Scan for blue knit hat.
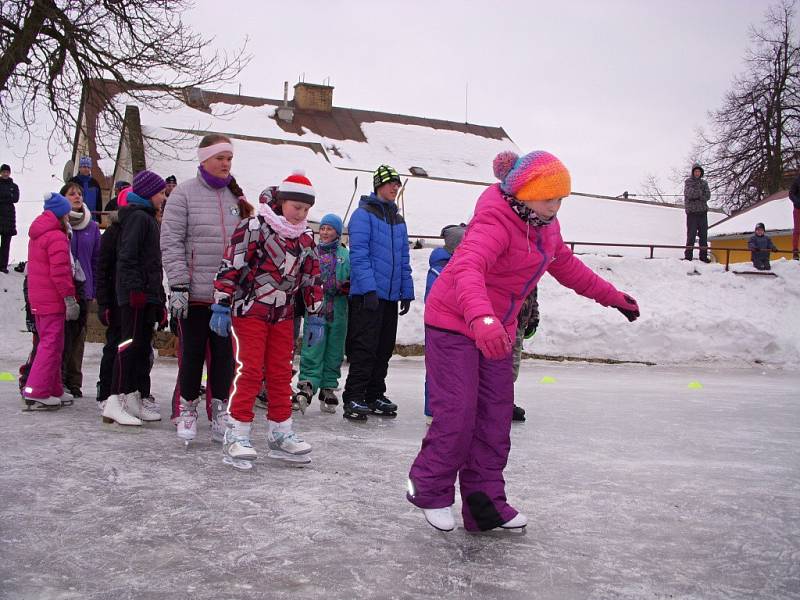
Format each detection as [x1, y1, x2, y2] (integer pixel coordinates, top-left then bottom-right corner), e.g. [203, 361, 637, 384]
[320, 213, 343, 237]
[132, 170, 166, 200]
[43, 192, 71, 218]
[79, 156, 92, 169]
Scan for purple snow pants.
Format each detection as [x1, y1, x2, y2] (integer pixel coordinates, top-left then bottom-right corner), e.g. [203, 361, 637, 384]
[408, 326, 518, 531]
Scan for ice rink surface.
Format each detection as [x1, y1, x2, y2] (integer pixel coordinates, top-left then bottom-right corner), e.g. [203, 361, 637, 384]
[1, 355, 798, 600]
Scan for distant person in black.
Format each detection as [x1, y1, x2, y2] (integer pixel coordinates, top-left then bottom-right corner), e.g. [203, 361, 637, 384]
[0, 163, 19, 273]
[790, 174, 800, 260]
[683, 163, 711, 263]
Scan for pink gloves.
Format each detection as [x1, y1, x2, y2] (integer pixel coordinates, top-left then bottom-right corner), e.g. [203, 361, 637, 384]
[471, 315, 512, 360]
[609, 291, 640, 322]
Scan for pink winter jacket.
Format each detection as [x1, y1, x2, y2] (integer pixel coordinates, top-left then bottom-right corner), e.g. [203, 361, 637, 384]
[425, 184, 620, 341]
[27, 211, 75, 315]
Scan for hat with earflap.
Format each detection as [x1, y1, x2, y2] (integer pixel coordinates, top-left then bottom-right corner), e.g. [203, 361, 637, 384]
[493, 150, 571, 202]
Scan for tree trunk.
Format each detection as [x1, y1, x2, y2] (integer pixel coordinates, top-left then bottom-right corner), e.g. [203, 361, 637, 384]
[0, 0, 51, 92]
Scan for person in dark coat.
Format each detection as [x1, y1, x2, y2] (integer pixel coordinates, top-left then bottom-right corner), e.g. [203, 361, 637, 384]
[683, 163, 711, 262]
[69, 156, 103, 222]
[101, 170, 167, 427]
[748, 222, 779, 270]
[104, 180, 130, 212]
[790, 174, 800, 260]
[0, 163, 19, 273]
[341, 164, 414, 420]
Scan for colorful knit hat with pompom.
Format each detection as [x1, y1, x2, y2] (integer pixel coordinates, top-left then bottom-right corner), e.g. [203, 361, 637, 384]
[493, 150, 571, 202]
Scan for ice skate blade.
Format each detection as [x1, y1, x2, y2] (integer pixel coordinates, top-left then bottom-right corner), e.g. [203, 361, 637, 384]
[101, 417, 143, 431]
[320, 403, 337, 414]
[222, 456, 254, 471]
[343, 412, 368, 421]
[22, 402, 61, 412]
[465, 525, 528, 535]
[370, 410, 397, 418]
[267, 449, 312, 465]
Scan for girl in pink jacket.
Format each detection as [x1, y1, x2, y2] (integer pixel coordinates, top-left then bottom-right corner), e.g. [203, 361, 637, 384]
[407, 151, 640, 533]
[22, 193, 79, 409]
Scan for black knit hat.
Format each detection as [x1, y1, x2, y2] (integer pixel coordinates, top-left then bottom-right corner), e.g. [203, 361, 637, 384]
[0, 164, 10, 173]
[373, 165, 401, 190]
[755, 222, 765, 231]
[165, 175, 177, 185]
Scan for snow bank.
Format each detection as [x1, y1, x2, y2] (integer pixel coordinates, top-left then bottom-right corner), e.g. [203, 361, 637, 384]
[1, 253, 798, 367]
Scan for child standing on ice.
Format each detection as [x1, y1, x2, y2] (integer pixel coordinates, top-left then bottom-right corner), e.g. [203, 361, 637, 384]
[212, 170, 323, 468]
[21, 193, 80, 409]
[296, 213, 351, 414]
[407, 150, 640, 532]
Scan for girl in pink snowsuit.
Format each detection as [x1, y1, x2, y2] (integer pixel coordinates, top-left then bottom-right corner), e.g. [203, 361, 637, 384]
[407, 150, 640, 532]
[22, 192, 79, 408]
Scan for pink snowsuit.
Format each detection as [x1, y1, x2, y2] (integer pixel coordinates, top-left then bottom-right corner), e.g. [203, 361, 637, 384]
[23, 211, 75, 400]
[408, 184, 622, 531]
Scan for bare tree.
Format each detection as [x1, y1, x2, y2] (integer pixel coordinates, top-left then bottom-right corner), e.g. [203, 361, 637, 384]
[638, 173, 670, 204]
[0, 0, 249, 156]
[693, 0, 799, 213]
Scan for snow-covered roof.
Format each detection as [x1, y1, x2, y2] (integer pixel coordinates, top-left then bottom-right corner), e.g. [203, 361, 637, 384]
[709, 191, 794, 237]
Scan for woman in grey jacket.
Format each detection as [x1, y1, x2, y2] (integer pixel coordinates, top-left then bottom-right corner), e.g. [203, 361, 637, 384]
[160, 134, 253, 445]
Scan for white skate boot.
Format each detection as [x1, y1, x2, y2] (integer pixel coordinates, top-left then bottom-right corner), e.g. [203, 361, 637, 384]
[21, 392, 62, 411]
[266, 418, 311, 465]
[210, 398, 228, 443]
[500, 513, 528, 529]
[101, 394, 142, 426]
[124, 391, 161, 422]
[142, 395, 160, 414]
[422, 506, 456, 532]
[176, 397, 198, 446]
[319, 388, 339, 414]
[222, 418, 257, 470]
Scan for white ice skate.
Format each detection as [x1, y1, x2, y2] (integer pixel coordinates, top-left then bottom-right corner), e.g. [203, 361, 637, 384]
[101, 394, 142, 427]
[210, 398, 228, 443]
[222, 418, 257, 471]
[422, 506, 456, 532]
[142, 395, 160, 414]
[124, 391, 161, 422]
[266, 418, 311, 465]
[500, 513, 528, 529]
[21, 391, 62, 411]
[176, 397, 198, 447]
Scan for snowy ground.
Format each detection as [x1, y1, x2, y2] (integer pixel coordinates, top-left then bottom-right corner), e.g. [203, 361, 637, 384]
[0, 347, 798, 599]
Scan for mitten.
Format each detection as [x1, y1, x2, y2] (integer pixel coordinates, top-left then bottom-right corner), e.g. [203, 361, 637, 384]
[209, 304, 231, 337]
[64, 296, 80, 322]
[470, 315, 512, 360]
[609, 292, 640, 322]
[399, 299, 412, 316]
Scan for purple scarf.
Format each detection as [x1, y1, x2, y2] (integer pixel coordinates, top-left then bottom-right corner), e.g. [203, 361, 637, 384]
[199, 165, 232, 189]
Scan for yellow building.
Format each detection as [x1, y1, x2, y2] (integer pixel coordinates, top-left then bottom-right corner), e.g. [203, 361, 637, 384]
[708, 190, 796, 266]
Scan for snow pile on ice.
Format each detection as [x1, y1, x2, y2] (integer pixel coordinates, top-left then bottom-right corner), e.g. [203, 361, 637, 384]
[398, 250, 800, 366]
[1, 252, 797, 367]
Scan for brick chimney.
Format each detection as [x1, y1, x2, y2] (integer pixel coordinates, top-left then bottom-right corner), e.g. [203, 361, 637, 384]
[293, 82, 334, 112]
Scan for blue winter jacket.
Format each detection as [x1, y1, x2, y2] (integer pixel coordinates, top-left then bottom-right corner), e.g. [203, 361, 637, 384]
[348, 194, 414, 301]
[425, 247, 452, 301]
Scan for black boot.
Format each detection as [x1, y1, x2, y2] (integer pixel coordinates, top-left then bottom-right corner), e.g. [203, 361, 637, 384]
[512, 404, 526, 422]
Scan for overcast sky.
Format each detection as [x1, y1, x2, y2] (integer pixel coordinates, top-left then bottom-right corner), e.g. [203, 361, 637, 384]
[184, 0, 783, 197]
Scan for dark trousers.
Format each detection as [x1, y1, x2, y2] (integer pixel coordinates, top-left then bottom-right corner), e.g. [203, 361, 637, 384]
[343, 296, 398, 403]
[685, 212, 709, 260]
[97, 310, 121, 402]
[0, 233, 11, 270]
[171, 304, 233, 418]
[111, 304, 159, 396]
[61, 299, 88, 391]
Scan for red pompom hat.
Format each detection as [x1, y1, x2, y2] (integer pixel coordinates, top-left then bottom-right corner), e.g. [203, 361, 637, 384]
[277, 170, 315, 206]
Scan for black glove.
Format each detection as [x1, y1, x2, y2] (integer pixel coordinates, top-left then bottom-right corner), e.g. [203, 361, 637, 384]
[363, 291, 379, 311]
[523, 318, 539, 339]
[399, 299, 412, 316]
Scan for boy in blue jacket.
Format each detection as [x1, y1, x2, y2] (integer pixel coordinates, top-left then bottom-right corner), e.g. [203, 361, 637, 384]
[342, 165, 414, 420]
[748, 222, 779, 270]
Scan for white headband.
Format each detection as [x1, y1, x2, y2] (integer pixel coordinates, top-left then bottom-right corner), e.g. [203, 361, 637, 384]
[197, 142, 234, 163]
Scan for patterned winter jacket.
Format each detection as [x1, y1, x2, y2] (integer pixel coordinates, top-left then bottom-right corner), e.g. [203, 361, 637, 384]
[684, 165, 711, 214]
[213, 204, 323, 323]
[160, 171, 244, 303]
